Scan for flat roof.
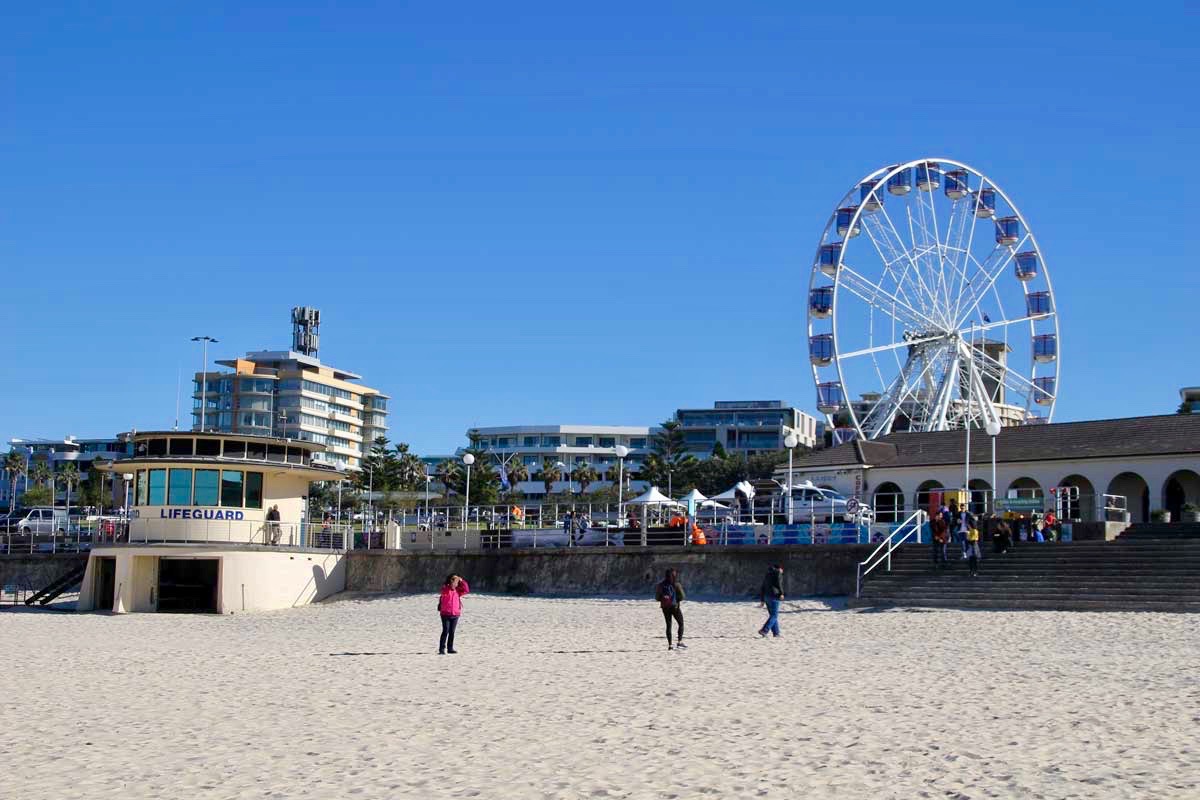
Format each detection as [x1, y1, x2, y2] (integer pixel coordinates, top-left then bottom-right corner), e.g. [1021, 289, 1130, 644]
[469, 425, 652, 435]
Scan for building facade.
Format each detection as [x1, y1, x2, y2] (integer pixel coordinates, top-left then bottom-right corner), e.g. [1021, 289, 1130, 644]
[676, 401, 820, 455]
[2, 435, 131, 508]
[465, 425, 653, 495]
[193, 350, 388, 471]
[781, 414, 1200, 525]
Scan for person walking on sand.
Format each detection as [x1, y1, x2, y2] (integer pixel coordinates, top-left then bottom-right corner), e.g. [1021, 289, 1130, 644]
[758, 563, 785, 638]
[655, 569, 687, 650]
[437, 573, 470, 654]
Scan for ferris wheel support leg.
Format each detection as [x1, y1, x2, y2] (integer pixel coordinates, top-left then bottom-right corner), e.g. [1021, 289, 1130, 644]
[926, 350, 961, 432]
[967, 351, 1003, 434]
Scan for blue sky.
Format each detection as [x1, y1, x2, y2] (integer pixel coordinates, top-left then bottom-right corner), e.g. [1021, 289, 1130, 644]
[2, 2, 1197, 454]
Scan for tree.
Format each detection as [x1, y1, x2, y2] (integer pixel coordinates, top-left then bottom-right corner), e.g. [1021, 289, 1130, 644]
[1179, 401, 1194, 415]
[506, 460, 530, 495]
[711, 441, 728, 459]
[358, 436, 394, 492]
[540, 459, 561, 495]
[435, 459, 463, 496]
[30, 461, 52, 488]
[21, 485, 53, 507]
[572, 464, 599, 494]
[649, 419, 696, 496]
[57, 462, 80, 516]
[392, 442, 427, 490]
[79, 465, 112, 512]
[4, 450, 26, 512]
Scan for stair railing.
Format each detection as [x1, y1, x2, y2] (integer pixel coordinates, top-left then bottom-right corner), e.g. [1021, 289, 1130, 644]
[856, 510, 928, 598]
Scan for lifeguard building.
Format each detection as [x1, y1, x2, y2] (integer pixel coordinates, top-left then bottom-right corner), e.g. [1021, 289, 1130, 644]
[80, 430, 348, 614]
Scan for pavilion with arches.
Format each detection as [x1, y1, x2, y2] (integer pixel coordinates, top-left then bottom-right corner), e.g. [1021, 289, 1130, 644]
[782, 414, 1200, 530]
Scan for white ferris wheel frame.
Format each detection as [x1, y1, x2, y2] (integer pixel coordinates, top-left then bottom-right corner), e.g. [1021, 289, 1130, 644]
[806, 157, 1061, 439]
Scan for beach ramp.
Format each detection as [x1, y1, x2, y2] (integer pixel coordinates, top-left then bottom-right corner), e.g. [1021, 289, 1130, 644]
[25, 564, 87, 607]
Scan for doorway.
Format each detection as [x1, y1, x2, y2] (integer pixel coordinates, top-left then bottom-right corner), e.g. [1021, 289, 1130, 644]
[94, 557, 116, 612]
[157, 559, 219, 613]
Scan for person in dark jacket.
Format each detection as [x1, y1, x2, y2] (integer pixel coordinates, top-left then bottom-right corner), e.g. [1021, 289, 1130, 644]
[758, 564, 785, 638]
[655, 569, 686, 650]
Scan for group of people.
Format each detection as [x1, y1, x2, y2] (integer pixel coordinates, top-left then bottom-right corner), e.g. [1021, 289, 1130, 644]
[931, 502, 1064, 576]
[562, 510, 593, 542]
[433, 562, 788, 654]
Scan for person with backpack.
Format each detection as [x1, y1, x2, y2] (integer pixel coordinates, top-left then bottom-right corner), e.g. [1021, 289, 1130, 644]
[758, 563, 785, 638]
[655, 569, 686, 650]
[437, 573, 470, 654]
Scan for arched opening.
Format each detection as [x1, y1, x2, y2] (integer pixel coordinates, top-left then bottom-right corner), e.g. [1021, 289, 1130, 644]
[915, 480, 944, 514]
[1106, 472, 1150, 523]
[1006, 477, 1043, 500]
[872, 481, 904, 523]
[1163, 469, 1200, 521]
[967, 478, 991, 517]
[1054, 474, 1096, 521]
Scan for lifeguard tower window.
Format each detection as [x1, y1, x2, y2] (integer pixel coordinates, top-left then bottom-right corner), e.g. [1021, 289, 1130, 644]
[246, 441, 267, 460]
[169, 438, 194, 456]
[196, 439, 221, 457]
[224, 440, 246, 458]
[147, 438, 168, 457]
[157, 559, 219, 613]
[267, 444, 287, 463]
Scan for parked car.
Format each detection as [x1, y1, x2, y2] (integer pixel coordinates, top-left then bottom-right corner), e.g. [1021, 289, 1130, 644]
[775, 483, 871, 523]
[14, 507, 69, 534]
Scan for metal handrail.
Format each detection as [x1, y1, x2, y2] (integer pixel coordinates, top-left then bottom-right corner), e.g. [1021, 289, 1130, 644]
[855, 510, 927, 598]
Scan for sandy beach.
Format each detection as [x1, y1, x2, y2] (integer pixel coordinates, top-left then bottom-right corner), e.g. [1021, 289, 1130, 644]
[3, 594, 1197, 799]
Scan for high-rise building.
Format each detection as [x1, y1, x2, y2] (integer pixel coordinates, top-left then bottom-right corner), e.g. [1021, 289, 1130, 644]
[192, 309, 388, 470]
[675, 401, 820, 455]
[464, 425, 653, 495]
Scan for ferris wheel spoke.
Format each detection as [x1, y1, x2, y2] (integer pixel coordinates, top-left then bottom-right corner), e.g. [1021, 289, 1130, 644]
[924, 346, 963, 431]
[954, 236, 1029, 327]
[872, 207, 942, 315]
[859, 215, 926, 315]
[970, 342, 1048, 402]
[838, 264, 943, 333]
[838, 332, 950, 361]
[859, 351, 926, 438]
[907, 204, 949, 324]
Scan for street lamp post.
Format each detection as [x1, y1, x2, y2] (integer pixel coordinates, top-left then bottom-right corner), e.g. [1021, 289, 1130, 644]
[424, 472, 432, 528]
[784, 433, 799, 525]
[121, 473, 133, 541]
[191, 336, 218, 432]
[986, 419, 1002, 514]
[555, 461, 568, 500]
[614, 445, 629, 527]
[462, 454, 475, 531]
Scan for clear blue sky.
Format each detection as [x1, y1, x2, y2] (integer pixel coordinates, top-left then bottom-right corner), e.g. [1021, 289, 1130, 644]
[3, 2, 1197, 454]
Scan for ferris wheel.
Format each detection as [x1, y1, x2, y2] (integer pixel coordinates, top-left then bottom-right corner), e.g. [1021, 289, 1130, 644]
[807, 158, 1060, 441]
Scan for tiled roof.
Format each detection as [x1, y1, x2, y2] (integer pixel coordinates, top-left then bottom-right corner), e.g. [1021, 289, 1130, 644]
[793, 414, 1200, 470]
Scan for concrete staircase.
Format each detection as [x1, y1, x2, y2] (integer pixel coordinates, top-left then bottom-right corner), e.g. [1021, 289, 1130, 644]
[851, 538, 1200, 612]
[1117, 521, 1200, 540]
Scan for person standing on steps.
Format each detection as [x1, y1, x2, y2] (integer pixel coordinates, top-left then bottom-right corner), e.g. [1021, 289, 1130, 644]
[438, 573, 470, 654]
[758, 563, 785, 638]
[655, 569, 687, 650]
[931, 513, 949, 567]
[965, 525, 982, 577]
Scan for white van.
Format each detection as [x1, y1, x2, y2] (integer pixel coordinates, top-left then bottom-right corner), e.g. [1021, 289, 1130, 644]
[16, 507, 68, 534]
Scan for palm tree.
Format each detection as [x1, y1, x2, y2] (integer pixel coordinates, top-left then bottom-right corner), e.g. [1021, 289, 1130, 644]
[435, 459, 462, 497]
[506, 460, 530, 494]
[572, 464, 599, 495]
[58, 462, 80, 521]
[4, 451, 26, 512]
[392, 442, 426, 490]
[30, 461, 52, 488]
[540, 459, 561, 495]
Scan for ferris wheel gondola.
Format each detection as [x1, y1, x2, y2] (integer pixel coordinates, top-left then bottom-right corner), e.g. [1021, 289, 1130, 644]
[806, 158, 1060, 441]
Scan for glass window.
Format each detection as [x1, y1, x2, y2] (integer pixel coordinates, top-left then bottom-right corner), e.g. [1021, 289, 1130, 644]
[286, 447, 304, 465]
[599, 437, 615, 448]
[267, 444, 286, 463]
[575, 437, 593, 447]
[630, 438, 647, 448]
[147, 438, 168, 456]
[223, 440, 246, 458]
[246, 441, 266, 460]
[523, 436, 538, 447]
[541, 436, 561, 447]
[147, 468, 167, 505]
[220, 470, 244, 507]
[136, 470, 148, 506]
[244, 472, 263, 508]
[193, 469, 219, 506]
[168, 438, 194, 456]
[196, 438, 221, 457]
[168, 468, 193, 505]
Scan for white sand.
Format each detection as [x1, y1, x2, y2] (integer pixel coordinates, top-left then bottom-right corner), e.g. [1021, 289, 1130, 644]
[3, 595, 1198, 799]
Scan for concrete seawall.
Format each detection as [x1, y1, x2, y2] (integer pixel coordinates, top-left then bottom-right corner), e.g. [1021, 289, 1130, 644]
[1, 554, 88, 597]
[347, 545, 873, 598]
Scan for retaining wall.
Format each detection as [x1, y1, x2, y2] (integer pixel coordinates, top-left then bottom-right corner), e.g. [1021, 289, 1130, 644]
[347, 545, 874, 598]
[0, 554, 87, 595]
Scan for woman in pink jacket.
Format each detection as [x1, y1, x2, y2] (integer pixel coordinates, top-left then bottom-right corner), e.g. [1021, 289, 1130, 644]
[438, 573, 470, 654]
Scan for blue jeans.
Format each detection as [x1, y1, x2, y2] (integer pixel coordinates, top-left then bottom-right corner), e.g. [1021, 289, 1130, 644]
[761, 598, 781, 636]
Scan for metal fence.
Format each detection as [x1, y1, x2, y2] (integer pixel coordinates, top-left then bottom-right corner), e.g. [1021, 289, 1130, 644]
[0, 517, 353, 554]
